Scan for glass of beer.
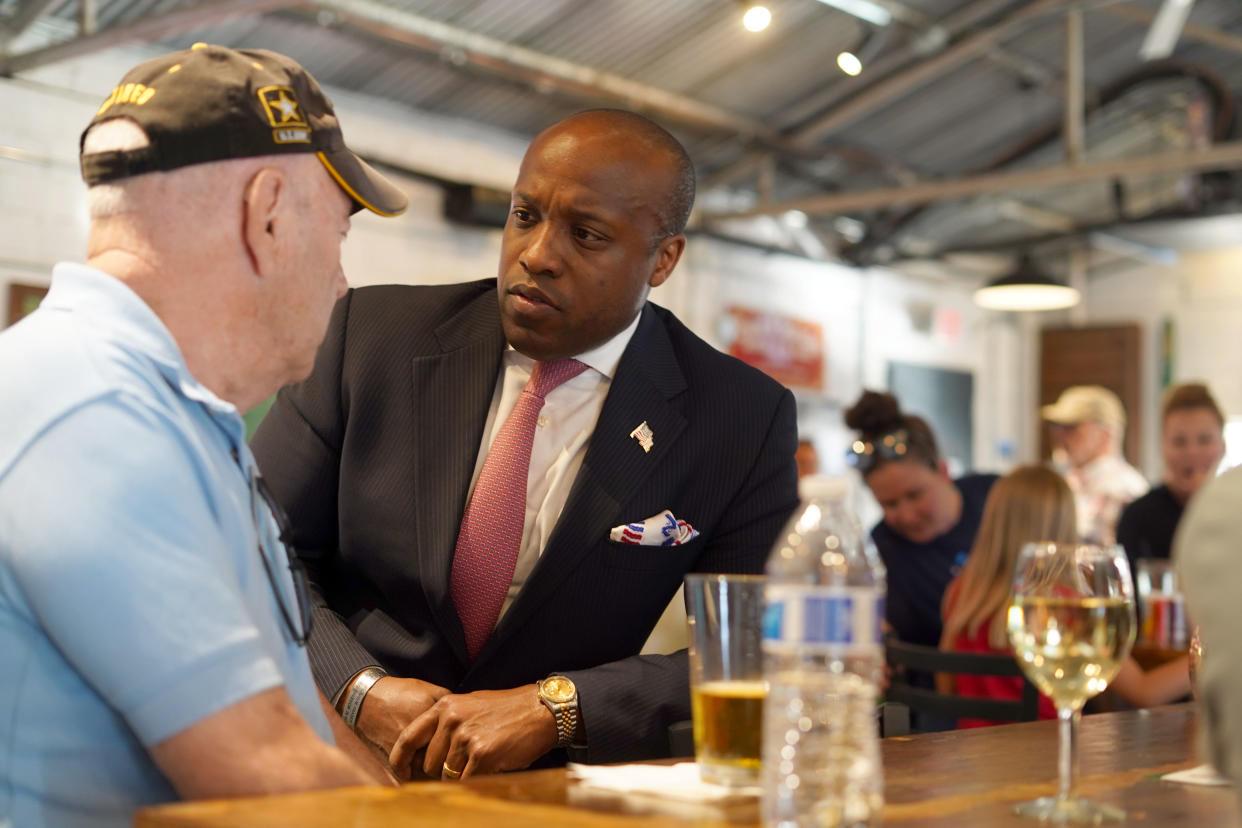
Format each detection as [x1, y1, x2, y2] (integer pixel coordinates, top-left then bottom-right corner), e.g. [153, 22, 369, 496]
[1135, 558, 1187, 650]
[1006, 542, 1135, 822]
[685, 573, 766, 787]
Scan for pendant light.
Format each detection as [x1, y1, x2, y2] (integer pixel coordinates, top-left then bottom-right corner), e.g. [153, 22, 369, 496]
[973, 254, 1081, 312]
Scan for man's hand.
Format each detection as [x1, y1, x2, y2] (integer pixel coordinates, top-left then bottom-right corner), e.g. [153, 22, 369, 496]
[354, 676, 450, 756]
[388, 685, 558, 780]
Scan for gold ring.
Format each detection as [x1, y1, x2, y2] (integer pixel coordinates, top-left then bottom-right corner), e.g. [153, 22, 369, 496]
[442, 762, 462, 781]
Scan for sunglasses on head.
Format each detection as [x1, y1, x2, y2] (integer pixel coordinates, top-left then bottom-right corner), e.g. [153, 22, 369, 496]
[845, 428, 911, 475]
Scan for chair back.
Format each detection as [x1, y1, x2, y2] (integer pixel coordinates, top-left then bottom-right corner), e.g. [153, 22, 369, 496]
[884, 639, 1040, 733]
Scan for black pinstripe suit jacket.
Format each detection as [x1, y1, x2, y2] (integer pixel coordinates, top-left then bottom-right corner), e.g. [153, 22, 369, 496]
[251, 279, 798, 763]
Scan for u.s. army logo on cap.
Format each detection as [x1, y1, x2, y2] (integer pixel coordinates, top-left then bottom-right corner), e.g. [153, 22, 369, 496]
[257, 85, 310, 144]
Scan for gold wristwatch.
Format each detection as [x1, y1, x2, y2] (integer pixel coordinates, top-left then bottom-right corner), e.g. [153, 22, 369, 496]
[537, 675, 580, 748]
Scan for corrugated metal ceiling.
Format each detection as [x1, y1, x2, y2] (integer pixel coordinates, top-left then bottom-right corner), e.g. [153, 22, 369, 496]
[5, 0, 1242, 268]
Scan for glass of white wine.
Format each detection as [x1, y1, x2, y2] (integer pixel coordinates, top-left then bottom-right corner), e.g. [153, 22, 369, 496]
[1006, 541, 1136, 823]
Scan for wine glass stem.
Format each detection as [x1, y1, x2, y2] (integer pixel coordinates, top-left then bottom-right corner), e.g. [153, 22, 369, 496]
[1057, 706, 1080, 802]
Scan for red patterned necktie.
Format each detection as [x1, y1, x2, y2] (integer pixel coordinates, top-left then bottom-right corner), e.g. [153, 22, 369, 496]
[450, 358, 589, 660]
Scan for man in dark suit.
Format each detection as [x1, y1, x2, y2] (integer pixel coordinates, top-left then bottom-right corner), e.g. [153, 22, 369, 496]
[252, 109, 798, 780]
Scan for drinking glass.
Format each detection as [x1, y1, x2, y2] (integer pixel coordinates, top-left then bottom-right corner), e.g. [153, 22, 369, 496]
[1006, 542, 1136, 822]
[1135, 558, 1187, 650]
[685, 573, 766, 786]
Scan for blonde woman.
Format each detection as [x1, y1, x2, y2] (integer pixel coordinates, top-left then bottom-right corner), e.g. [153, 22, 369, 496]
[939, 465, 1190, 728]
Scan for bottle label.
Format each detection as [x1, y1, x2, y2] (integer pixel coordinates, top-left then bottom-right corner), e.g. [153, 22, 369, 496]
[762, 585, 883, 655]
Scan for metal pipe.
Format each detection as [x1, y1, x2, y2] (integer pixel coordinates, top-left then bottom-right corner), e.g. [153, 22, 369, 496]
[704, 141, 1242, 218]
[0, 0, 69, 49]
[0, 0, 306, 76]
[79, 0, 97, 36]
[312, 0, 801, 154]
[1065, 9, 1084, 164]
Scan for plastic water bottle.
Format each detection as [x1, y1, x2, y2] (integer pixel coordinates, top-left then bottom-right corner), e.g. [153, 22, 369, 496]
[761, 476, 886, 827]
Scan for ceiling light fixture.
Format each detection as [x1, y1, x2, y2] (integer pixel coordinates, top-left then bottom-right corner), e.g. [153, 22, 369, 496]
[742, 4, 772, 32]
[811, 0, 892, 27]
[783, 209, 809, 228]
[972, 256, 1081, 311]
[1139, 0, 1195, 60]
[837, 51, 863, 76]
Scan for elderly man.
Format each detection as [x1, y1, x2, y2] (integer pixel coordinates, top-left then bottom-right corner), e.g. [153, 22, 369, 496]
[1042, 385, 1148, 545]
[251, 109, 799, 780]
[0, 44, 408, 826]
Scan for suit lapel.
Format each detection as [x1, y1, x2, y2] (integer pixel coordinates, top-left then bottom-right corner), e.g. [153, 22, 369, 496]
[475, 305, 687, 664]
[411, 290, 505, 666]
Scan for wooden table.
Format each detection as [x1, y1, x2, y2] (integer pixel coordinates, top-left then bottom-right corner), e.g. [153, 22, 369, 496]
[136, 704, 1237, 827]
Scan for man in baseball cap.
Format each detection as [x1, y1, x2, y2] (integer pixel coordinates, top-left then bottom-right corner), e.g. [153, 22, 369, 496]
[81, 41, 407, 216]
[1042, 385, 1149, 545]
[0, 44, 405, 826]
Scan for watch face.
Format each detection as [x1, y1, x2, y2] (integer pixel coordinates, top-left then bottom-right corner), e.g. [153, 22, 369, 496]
[542, 676, 575, 703]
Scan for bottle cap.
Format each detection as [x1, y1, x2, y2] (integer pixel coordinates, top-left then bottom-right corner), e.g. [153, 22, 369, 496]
[798, 474, 850, 502]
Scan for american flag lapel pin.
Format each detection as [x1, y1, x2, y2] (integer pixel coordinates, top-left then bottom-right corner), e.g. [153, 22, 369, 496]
[629, 421, 654, 453]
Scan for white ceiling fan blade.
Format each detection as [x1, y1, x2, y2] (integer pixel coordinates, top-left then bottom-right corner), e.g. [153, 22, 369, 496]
[1139, 0, 1196, 61]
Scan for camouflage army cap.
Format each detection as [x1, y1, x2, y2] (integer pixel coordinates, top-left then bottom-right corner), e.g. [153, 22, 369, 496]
[80, 42, 407, 217]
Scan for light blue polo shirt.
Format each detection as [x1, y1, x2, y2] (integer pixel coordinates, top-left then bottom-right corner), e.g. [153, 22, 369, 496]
[0, 264, 333, 828]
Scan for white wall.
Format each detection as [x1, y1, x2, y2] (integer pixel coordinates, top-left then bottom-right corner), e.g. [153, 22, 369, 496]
[0, 46, 1022, 497]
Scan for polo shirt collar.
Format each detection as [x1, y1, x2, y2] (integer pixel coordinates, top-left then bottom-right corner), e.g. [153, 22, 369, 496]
[45, 263, 244, 444]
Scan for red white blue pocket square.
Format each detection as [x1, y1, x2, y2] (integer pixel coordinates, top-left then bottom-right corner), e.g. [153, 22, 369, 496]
[609, 510, 700, 546]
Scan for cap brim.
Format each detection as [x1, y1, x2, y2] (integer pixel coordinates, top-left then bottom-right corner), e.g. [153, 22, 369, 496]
[1041, 403, 1076, 424]
[317, 150, 408, 217]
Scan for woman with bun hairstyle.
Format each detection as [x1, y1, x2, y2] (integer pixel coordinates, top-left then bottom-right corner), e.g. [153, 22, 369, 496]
[844, 390, 998, 647]
[941, 465, 1190, 727]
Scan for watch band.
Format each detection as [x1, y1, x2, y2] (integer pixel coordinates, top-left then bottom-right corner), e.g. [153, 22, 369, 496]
[552, 698, 580, 748]
[538, 676, 580, 748]
[339, 666, 386, 731]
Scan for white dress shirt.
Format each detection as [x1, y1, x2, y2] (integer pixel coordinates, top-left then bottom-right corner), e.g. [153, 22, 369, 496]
[467, 313, 642, 621]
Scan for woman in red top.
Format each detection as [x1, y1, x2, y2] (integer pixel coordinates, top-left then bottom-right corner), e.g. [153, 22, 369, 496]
[938, 465, 1190, 728]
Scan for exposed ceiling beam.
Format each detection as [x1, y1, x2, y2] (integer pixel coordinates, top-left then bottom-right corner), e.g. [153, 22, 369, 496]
[853, 0, 1061, 92]
[999, 200, 1077, 232]
[0, 0, 69, 49]
[704, 141, 1242, 218]
[999, 200, 1178, 265]
[767, 0, 1018, 137]
[794, 0, 1073, 146]
[705, 0, 1072, 190]
[1104, 3, 1242, 56]
[80, 0, 97, 38]
[312, 0, 801, 154]
[0, 0, 306, 76]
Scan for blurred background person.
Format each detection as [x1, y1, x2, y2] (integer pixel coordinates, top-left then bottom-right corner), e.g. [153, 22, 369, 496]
[844, 389, 997, 648]
[940, 465, 1190, 729]
[1042, 385, 1147, 546]
[795, 437, 820, 479]
[1117, 382, 1226, 569]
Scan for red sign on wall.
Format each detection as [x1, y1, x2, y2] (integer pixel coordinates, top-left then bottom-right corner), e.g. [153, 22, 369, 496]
[723, 306, 824, 390]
